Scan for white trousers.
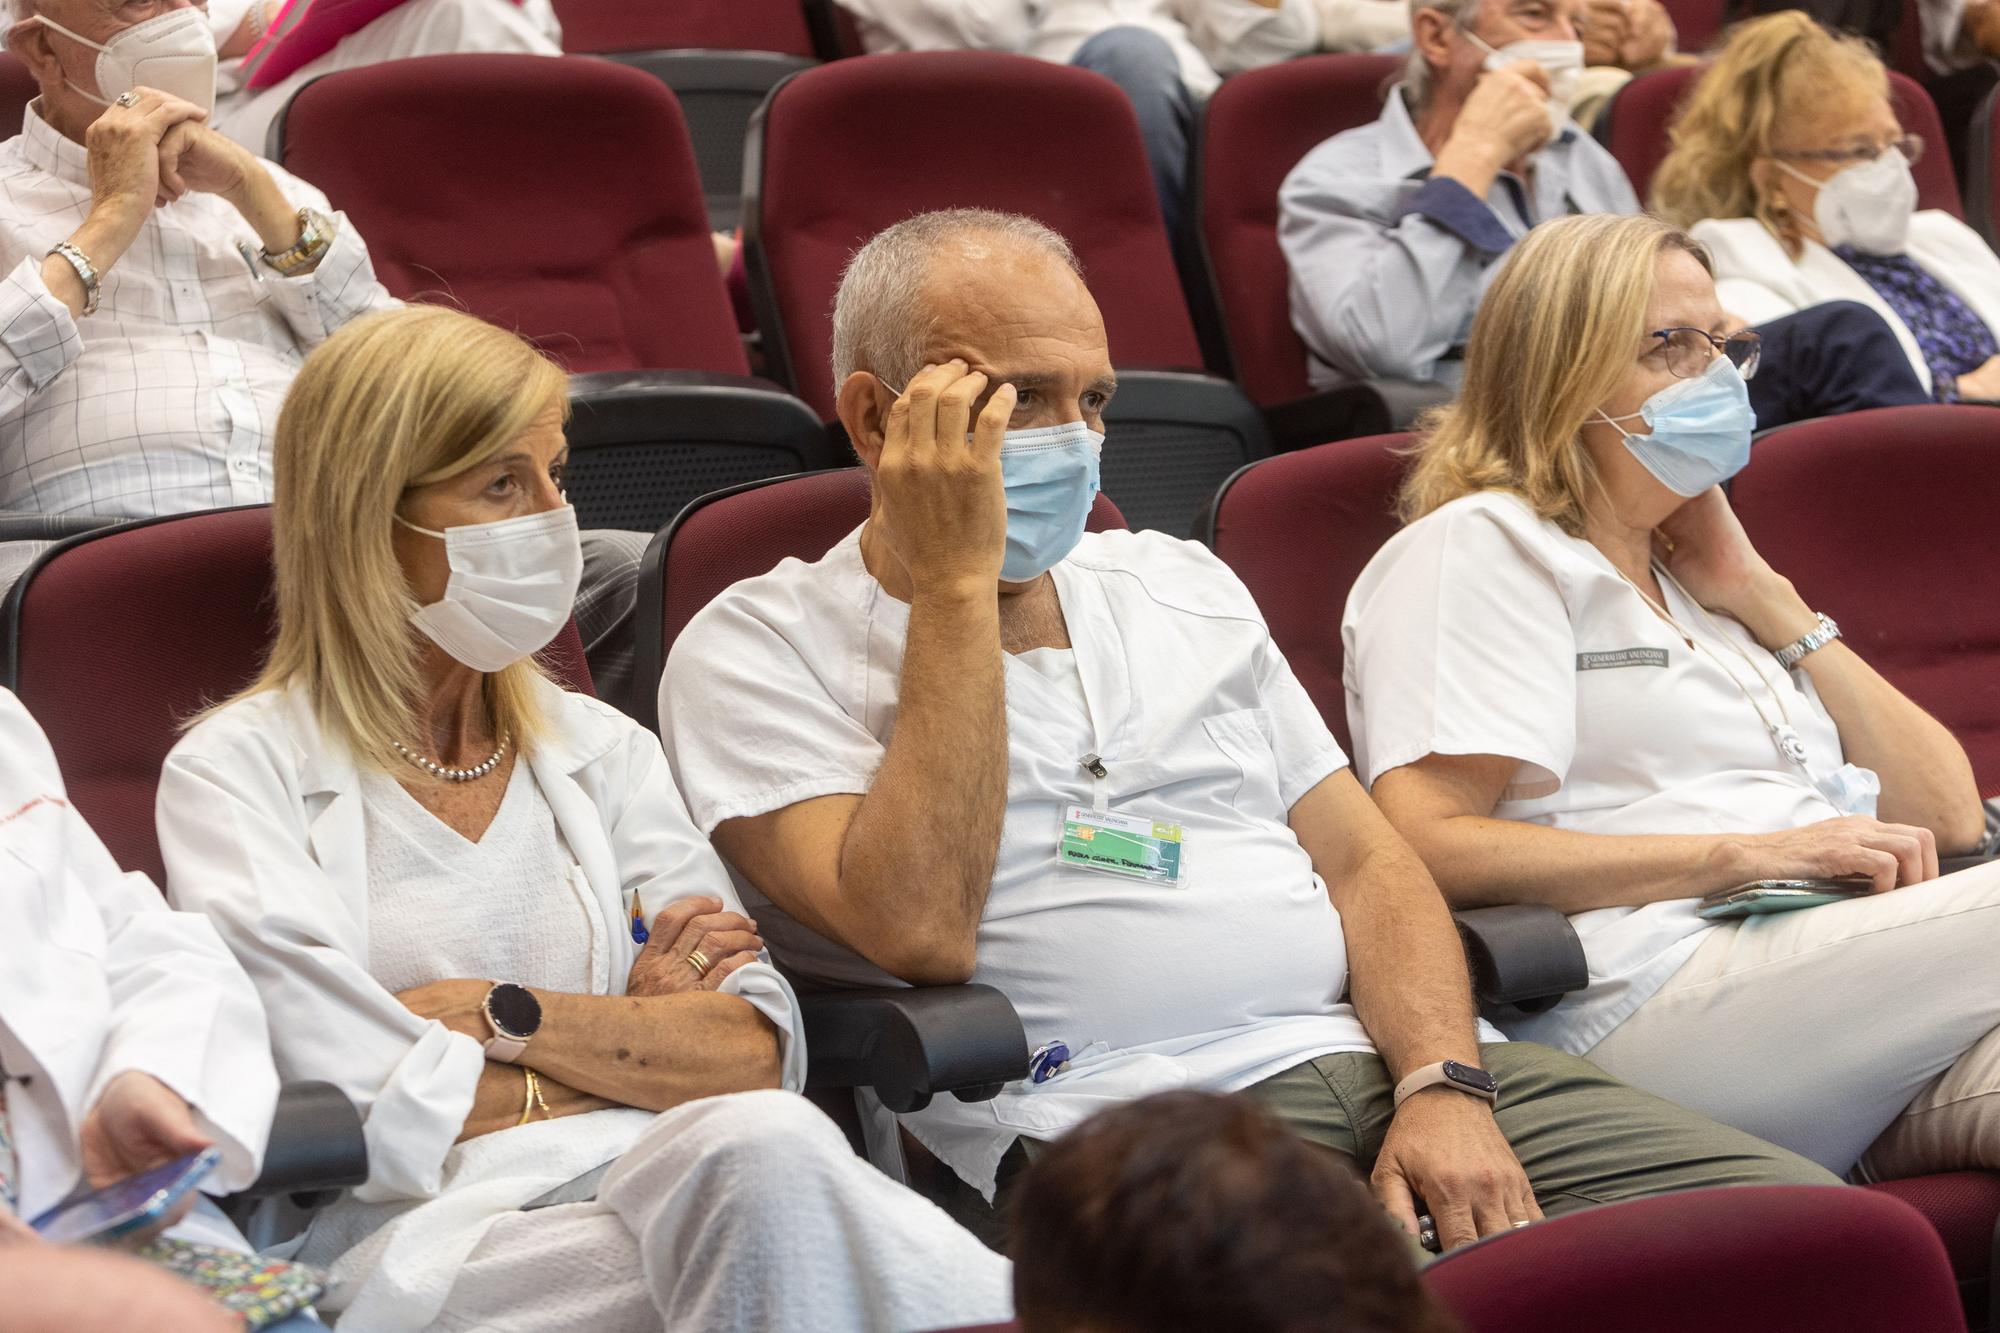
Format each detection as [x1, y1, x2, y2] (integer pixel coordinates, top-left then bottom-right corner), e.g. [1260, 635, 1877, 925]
[213, 0, 563, 156]
[1585, 858, 2000, 1178]
[425, 1090, 1014, 1333]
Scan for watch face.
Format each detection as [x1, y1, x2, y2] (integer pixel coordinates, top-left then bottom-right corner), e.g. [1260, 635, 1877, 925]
[1442, 1060, 1497, 1095]
[486, 983, 542, 1040]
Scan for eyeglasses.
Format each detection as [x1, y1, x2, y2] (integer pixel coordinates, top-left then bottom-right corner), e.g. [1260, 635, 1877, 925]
[1771, 133, 1924, 167]
[1649, 327, 1762, 381]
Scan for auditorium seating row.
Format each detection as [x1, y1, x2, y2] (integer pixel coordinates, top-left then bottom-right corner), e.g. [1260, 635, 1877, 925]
[4, 400, 1998, 1318]
[3, 44, 2000, 543]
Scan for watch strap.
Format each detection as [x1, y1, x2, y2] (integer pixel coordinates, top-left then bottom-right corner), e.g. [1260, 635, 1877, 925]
[1393, 1060, 1499, 1109]
[47, 240, 100, 317]
[483, 1034, 527, 1063]
[1774, 613, 1840, 671]
[261, 208, 333, 277]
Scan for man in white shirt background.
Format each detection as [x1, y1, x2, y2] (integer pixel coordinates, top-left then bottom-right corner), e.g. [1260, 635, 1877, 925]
[0, 0, 644, 695]
[662, 207, 1838, 1251]
[838, 0, 1326, 232]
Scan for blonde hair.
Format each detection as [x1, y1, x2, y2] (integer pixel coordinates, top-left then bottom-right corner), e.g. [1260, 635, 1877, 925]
[225, 305, 570, 771]
[1400, 213, 1712, 536]
[1649, 11, 1888, 257]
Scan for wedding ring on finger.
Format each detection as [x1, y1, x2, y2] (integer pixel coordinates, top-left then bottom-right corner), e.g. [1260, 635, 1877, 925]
[114, 91, 141, 108]
[686, 947, 713, 979]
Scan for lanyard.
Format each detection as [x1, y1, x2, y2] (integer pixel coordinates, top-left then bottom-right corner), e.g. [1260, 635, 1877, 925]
[1615, 563, 1812, 772]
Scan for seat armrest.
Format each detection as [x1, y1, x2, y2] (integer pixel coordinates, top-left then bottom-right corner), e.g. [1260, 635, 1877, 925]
[0, 511, 119, 543]
[226, 1081, 368, 1203]
[1262, 379, 1452, 451]
[1453, 905, 1588, 1015]
[800, 984, 1030, 1115]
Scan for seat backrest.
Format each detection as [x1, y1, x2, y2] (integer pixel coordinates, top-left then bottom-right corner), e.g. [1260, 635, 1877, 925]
[550, 0, 816, 56]
[1425, 1185, 1966, 1333]
[1, 507, 593, 886]
[0, 52, 36, 137]
[606, 50, 818, 233]
[1607, 64, 1962, 216]
[1204, 435, 1409, 751]
[1731, 404, 2000, 797]
[635, 468, 1126, 730]
[1194, 53, 1402, 407]
[1098, 371, 1272, 538]
[1662, 0, 1727, 51]
[744, 52, 1202, 419]
[275, 55, 746, 376]
[1971, 79, 2000, 246]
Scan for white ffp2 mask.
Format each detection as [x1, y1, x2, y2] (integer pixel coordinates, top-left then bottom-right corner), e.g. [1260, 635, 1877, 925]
[1777, 149, 1918, 256]
[1467, 31, 1584, 140]
[33, 7, 218, 114]
[398, 506, 583, 673]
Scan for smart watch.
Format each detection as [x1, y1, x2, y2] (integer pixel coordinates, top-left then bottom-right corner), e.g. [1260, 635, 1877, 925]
[1392, 1059, 1499, 1109]
[481, 982, 542, 1063]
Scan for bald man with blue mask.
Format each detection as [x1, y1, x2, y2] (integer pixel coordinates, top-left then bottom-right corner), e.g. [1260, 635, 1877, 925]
[663, 207, 1836, 1255]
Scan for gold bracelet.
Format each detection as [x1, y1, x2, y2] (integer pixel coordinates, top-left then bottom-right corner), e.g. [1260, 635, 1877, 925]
[525, 1068, 552, 1122]
[516, 1066, 536, 1126]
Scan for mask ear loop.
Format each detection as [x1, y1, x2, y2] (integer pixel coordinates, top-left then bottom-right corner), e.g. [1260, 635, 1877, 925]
[29, 13, 116, 106]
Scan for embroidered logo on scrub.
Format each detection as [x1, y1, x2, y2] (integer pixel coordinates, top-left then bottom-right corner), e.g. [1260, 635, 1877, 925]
[1575, 648, 1670, 671]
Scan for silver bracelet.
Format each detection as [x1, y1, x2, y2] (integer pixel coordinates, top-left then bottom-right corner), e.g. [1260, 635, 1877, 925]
[1773, 612, 1841, 670]
[46, 239, 99, 317]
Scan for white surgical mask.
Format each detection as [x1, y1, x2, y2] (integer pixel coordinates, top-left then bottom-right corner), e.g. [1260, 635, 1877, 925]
[1775, 149, 1917, 256]
[397, 505, 583, 673]
[33, 7, 218, 114]
[1463, 29, 1584, 140]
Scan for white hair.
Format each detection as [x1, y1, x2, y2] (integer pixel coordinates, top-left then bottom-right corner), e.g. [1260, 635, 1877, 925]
[829, 208, 1082, 390]
[1405, 0, 1481, 108]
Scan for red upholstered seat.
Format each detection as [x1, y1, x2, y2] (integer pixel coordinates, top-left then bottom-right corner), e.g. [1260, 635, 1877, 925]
[1425, 1185, 1967, 1332]
[550, 0, 816, 56]
[1601, 64, 1963, 215]
[0, 52, 36, 137]
[743, 52, 1202, 419]
[1193, 53, 1402, 407]
[1731, 404, 2000, 797]
[1970, 80, 2000, 246]
[0, 507, 593, 886]
[633, 468, 1125, 731]
[1203, 434, 1410, 751]
[1866, 1171, 2000, 1292]
[273, 55, 745, 376]
[1661, 0, 1727, 52]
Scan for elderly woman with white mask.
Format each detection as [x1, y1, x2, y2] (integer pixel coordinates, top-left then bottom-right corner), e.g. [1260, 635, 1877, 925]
[1651, 11, 2000, 402]
[1343, 213, 1999, 1186]
[157, 305, 1013, 1333]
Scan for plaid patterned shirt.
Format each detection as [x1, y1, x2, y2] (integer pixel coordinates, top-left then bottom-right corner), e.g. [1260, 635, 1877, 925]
[0, 100, 397, 519]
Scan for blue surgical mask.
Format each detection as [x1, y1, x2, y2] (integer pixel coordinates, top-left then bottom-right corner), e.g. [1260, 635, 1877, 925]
[998, 420, 1102, 581]
[1595, 354, 1755, 496]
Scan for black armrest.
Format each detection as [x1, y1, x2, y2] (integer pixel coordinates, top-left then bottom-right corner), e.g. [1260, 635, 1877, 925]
[1262, 379, 1454, 452]
[1453, 905, 1588, 1015]
[800, 983, 1030, 1115]
[0, 511, 118, 543]
[226, 1081, 368, 1203]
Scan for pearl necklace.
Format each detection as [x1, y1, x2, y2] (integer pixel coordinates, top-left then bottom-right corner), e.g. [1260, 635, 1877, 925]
[392, 733, 510, 783]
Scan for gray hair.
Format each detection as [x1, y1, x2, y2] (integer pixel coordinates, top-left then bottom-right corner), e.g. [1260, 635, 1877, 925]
[1404, 0, 1481, 108]
[829, 208, 1082, 390]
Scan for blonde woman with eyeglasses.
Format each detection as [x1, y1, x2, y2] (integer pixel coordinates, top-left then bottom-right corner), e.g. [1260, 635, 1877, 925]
[153, 305, 1013, 1333]
[1652, 10, 2000, 402]
[1343, 212, 1999, 1183]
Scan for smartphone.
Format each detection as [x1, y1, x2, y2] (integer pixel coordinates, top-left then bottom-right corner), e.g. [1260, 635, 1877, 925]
[1697, 876, 1874, 920]
[28, 1146, 220, 1245]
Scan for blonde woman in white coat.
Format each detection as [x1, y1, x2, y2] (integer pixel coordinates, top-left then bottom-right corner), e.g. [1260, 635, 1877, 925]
[157, 305, 1013, 1333]
[1652, 11, 2000, 402]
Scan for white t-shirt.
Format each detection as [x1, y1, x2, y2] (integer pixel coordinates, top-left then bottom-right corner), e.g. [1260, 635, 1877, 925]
[1342, 491, 1877, 1055]
[664, 526, 1388, 1197]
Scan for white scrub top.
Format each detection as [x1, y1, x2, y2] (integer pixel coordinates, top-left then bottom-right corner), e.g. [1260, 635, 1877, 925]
[665, 526, 1397, 1198]
[1342, 490, 1876, 1055]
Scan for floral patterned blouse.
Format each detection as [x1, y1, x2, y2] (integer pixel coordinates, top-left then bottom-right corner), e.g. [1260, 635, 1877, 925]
[1837, 246, 1999, 401]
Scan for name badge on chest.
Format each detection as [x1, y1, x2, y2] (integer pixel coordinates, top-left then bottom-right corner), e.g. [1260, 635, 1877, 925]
[1058, 804, 1186, 884]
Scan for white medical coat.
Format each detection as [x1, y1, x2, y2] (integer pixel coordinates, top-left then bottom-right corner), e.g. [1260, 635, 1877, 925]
[0, 686, 274, 1245]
